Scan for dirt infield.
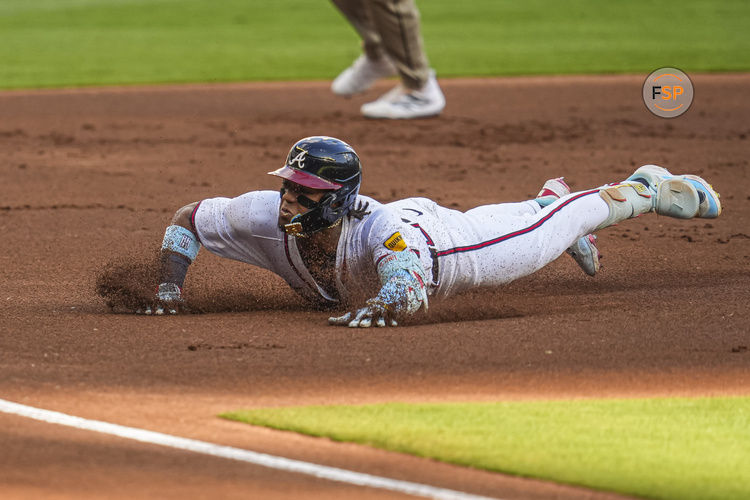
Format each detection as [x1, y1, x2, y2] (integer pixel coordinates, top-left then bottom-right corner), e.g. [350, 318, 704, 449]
[1, 74, 749, 499]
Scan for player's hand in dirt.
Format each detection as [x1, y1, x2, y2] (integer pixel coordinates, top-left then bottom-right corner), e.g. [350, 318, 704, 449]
[137, 283, 183, 315]
[328, 299, 398, 328]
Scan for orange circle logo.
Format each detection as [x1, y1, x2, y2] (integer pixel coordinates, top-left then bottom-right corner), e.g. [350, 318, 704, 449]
[642, 67, 693, 118]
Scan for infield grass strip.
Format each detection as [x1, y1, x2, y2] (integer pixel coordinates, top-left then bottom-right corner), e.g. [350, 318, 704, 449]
[222, 397, 750, 500]
[1, 0, 749, 89]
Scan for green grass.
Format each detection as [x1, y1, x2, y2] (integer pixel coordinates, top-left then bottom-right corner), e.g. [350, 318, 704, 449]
[222, 397, 750, 500]
[0, 0, 749, 89]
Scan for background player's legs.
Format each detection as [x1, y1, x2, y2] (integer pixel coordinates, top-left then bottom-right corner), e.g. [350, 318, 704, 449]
[330, 0, 385, 61]
[331, 0, 444, 119]
[357, 0, 445, 119]
[368, 0, 429, 89]
[330, 0, 430, 85]
[330, 0, 398, 97]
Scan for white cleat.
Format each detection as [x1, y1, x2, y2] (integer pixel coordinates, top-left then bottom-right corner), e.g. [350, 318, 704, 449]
[536, 177, 571, 199]
[360, 70, 445, 119]
[331, 55, 397, 96]
[627, 164, 721, 218]
[565, 234, 602, 277]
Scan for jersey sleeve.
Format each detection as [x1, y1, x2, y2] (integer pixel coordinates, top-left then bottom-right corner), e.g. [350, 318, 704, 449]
[360, 206, 423, 276]
[358, 206, 429, 313]
[192, 190, 281, 268]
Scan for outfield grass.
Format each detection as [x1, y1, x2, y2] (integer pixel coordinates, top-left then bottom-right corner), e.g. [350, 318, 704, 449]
[223, 397, 750, 500]
[0, 0, 748, 89]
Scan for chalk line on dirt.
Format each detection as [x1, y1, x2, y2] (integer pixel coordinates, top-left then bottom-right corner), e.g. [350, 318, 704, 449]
[0, 398, 498, 500]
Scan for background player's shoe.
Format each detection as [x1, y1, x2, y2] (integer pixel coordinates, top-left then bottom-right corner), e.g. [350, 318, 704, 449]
[331, 55, 397, 96]
[535, 177, 602, 277]
[360, 70, 445, 119]
[626, 164, 721, 218]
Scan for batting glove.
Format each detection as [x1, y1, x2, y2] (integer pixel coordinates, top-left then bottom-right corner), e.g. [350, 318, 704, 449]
[328, 299, 398, 328]
[138, 283, 182, 315]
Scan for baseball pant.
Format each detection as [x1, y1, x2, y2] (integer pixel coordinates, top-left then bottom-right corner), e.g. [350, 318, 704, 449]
[330, 0, 430, 89]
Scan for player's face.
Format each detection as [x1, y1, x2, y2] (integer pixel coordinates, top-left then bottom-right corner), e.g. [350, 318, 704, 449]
[278, 180, 329, 227]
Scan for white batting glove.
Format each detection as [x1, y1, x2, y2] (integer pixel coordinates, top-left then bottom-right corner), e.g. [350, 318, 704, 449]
[138, 283, 182, 315]
[328, 300, 398, 328]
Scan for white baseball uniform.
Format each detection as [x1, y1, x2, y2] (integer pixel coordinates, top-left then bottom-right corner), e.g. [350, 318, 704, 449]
[192, 189, 610, 306]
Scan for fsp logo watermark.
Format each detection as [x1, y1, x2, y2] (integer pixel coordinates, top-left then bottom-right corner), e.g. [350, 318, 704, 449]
[642, 67, 694, 118]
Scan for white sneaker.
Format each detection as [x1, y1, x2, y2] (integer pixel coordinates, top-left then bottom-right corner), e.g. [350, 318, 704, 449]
[331, 55, 397, 96]
[360, 71, 446, 119]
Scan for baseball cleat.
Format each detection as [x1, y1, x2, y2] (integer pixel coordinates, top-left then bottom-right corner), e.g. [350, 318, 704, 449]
[536, 177, 602, 277]
[331, 55, 397, 96]
[566, 234, 602, 277]
[535, 177, 571, 209]
[626, 164, 722, 218]
[361, 70, 445, 119]
[536, 177, 571, 199]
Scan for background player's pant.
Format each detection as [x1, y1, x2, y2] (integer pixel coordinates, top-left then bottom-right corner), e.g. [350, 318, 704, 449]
[330, 0, 430, 88]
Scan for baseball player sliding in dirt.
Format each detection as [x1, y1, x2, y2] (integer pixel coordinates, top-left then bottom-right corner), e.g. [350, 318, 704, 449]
[149, 136, 721, 327]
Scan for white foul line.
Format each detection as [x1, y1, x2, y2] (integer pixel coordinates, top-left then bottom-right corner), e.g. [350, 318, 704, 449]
[0, 398, 498, 500]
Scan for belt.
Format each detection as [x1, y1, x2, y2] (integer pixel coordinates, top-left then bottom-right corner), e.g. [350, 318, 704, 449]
[429, 247, 440, 285]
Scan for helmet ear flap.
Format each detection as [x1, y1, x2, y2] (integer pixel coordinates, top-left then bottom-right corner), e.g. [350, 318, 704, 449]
[322, 191, 341, 209]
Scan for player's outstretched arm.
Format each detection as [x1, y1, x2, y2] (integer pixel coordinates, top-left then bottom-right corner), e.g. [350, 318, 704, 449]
[141, 202, 200, 315]
[329, 250, 429, 328]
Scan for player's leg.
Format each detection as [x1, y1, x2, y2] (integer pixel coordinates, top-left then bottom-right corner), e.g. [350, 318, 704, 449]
[535, 177, 601, 277]
[531, 165, 720, 236]
[330, 0, 397, 96]
[464, 200, 540, 220]
[463, 178, 602, 277]
[541, 165, 720, 234]
[625, 164, 721, 218]
[459, 165, 721, 287]
[595, 166, 721, 229]
[456, 189, 610, 287]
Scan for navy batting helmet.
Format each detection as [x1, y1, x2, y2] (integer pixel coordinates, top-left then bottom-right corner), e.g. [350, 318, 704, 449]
[269, 136, 362, 236]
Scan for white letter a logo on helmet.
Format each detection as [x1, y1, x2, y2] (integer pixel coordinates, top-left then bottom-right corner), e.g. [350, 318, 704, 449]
[289, 150, 307, 168]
